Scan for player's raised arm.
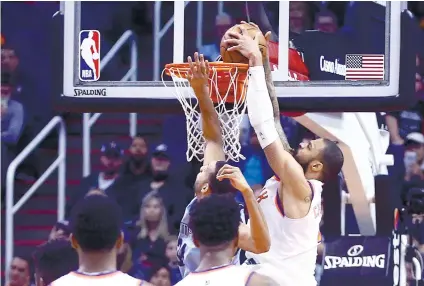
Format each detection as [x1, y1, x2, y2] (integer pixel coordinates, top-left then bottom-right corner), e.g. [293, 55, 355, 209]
[224, 28, 310, 201]
[217, 164, 270, 253]
[187, 52, 225, 164]
[240, 22, 293, 154]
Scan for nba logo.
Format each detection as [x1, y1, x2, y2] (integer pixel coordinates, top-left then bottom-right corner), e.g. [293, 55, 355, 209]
[79, 30, 100, 81]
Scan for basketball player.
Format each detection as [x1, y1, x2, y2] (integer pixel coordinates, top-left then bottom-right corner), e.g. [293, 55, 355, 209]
[33, 239, 79, 286]
[177, 53, 270, 277]
[176, 194, 278, 286]
[223, 24, 344, 286]
[50, 195, 153, 285]
[80, 31, 98, 79]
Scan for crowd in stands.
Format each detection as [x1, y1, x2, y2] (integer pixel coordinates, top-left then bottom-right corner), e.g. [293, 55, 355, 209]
[2, 1, 424, 286]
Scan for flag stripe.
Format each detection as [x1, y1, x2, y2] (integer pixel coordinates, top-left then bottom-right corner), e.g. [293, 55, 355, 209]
[345, 54, 385, 80]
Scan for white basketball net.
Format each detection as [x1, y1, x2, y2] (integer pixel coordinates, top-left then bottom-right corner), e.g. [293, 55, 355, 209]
[162, 66, 249, 162]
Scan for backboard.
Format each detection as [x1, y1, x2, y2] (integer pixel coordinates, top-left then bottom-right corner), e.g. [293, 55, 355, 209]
[57, 1, 416, 112]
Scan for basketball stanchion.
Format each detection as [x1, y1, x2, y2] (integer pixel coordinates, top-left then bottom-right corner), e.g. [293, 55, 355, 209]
[162, 62, 249, 162]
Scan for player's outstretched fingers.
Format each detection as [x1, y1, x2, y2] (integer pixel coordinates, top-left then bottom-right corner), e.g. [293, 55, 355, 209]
[194, 52, 200, 67]
[188, 56, 193, 69]
[204, 60, 210, 76]
[226, 31, 242, 39]
[199, 54, 207, 74]
[239, 26, 248, 36]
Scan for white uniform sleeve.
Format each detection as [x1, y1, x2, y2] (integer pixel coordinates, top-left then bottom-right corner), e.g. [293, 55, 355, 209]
[246, 66, 278, 149]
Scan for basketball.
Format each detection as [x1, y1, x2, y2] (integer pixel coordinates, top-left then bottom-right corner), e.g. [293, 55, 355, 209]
[92, 53, 100, 60]
[220, 23, 267, 64]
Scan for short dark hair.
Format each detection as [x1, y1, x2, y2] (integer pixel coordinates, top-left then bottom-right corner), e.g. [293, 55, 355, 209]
[70, 195, 123, 252]
[148, 263, 171, 281]
[33, 240, 78, 285]
[208, 161, 238, 194]
[321, 139, 344, 182]
[189, 194, 240, 247]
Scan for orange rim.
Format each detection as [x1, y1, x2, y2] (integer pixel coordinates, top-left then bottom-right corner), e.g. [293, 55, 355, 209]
[164, 62, 249, 77]
[164, 62, 249, 104]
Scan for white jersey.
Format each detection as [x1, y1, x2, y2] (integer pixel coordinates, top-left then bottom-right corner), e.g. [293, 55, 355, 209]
[246, 176, 323, 285]
[178, 198, 246, 278]
[50, 271, 144, 286]
[175, 264, 254, 286]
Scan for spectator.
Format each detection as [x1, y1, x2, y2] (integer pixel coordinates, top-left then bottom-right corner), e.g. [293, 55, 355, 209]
[32, 239, 78, 286]
[47, 221, 70, 241]
[385, 103, 424, 191]
[237, 130, 273, 187]
[1, 69, 24, 190]
[164, 236, 181, 284]
[1, 70, 24, 145]
[199, 13, 234, 61]
[1, 46, 42, 155]
[289, 1, 313, 34]
[67, 142, 124, 215]
[138, 144, 191, 234]
[148, 264, 172, 286]
[122, 135, 151, 181]
[404, 132, 424, 190]
[81, 141, 124, 191]
[6, 256, 31, 286]
[314, 9, 338, 33]
[131, 191, 169, 269]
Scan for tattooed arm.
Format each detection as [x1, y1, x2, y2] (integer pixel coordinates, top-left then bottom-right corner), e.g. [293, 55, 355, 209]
[263, 59, 294, 155]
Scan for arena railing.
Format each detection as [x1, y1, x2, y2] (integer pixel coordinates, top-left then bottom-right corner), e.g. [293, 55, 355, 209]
[5, 116, 67, 282]
[82, 30, 138, 177]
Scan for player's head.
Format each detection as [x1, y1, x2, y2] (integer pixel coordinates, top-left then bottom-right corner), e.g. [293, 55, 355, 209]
[69, 194, 124, 254]
[294, 138, 344, 183]
[189, 194, 240, 254]
[194, 160, 238, 198]
[88, 31, 93, 38]
[33, 239, 78, 286]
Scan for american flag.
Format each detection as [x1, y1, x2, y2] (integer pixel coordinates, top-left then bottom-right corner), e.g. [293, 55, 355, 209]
[345, 54, 385, 80]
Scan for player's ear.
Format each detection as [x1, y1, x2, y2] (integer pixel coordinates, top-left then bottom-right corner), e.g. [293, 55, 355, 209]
[70, 233, 79, 250]
[233, 235, 239, 255]
[310, 160, 323, 172]
[116, 231, 124, 249]
[264, 31, 272, 43]
[201, 184, 210, 195]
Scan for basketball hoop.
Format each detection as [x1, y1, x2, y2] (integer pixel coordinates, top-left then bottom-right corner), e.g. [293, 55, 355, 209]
[162, 62, 249, 162]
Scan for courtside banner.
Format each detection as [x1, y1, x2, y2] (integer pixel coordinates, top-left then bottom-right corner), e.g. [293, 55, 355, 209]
[322, 236, 390, 277]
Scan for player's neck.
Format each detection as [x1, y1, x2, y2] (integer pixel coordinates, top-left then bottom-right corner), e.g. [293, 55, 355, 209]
[196, 249, 233, 271]
[305, 171, 320, 181]
[78, 252, 117, 274]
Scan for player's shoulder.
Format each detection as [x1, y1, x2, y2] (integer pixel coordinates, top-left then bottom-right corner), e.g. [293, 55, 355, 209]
[49, 272, 74, 285]
[117, 271, 146, 284]
[50, 271, 144, 285]
[262, 176, 280, 193]
[245, 271, 279, 286]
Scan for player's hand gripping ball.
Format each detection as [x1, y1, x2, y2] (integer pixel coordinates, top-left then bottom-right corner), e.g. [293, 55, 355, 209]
[92, 53, 100, 60]
[220, 22, 270, 64]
